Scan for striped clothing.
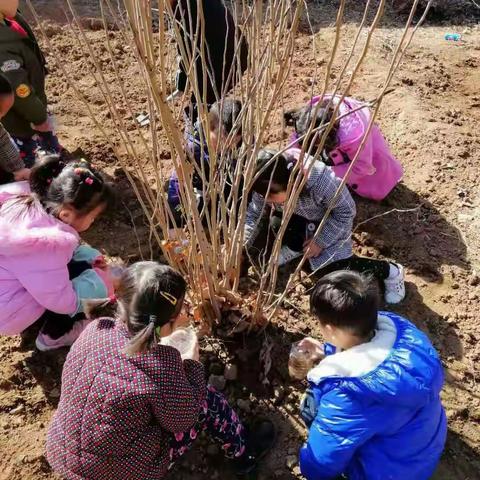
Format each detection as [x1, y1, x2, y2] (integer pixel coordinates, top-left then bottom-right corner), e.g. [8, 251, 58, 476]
[0, 123, 23, 173]
[244, 151, 356, 271]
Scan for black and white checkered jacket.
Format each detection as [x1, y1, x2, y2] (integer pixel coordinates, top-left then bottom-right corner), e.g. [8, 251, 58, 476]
[0, 123, 23, 174]
[244, 151, 355, 270]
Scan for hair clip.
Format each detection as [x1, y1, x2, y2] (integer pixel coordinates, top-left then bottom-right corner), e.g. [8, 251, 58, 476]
[160, 291, 177, 306]
[108, 294, 117, 304]
[85, 177, 94, 185]
[46, 178, 52, 184]
[149, 314, 157, 324]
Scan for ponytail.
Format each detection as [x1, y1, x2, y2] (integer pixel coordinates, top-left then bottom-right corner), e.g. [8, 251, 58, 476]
[124, 320, 157, 356]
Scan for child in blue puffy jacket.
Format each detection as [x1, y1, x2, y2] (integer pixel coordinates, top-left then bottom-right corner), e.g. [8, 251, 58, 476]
[298, 270, 446, 480]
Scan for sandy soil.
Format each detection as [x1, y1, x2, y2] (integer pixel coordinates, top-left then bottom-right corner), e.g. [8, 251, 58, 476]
[1, 1, 480, 479]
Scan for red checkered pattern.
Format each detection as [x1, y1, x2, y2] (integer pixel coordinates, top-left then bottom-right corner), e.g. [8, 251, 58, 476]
[46, 318, 206, 479]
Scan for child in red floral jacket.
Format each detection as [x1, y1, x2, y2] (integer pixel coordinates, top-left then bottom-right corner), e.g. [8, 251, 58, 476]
[47, 261, 275, 479]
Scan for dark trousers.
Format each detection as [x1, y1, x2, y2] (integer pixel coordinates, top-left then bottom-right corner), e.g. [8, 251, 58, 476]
[39, 260, 90, 339]
[11, 132, 62, 168]
[247, 211, 391, 283]
[0, 168, 14, 185]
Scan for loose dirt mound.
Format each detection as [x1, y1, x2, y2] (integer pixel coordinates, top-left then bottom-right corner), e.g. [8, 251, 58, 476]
[1, 2, 480, 479]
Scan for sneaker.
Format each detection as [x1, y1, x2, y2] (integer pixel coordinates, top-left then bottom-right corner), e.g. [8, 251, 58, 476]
[35, 319, 91, 352]
[278, 246, 303, 266]
[231, 418, 276, 477]
[384, 263, 405, 304]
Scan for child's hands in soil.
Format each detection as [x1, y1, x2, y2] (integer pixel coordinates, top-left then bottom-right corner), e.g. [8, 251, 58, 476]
[303, 239, 323, 259]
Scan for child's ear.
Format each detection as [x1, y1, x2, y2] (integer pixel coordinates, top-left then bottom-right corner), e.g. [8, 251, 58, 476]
[283, 108, 300, 127]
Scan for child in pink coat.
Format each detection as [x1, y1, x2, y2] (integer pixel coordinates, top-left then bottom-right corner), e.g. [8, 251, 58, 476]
[0, 155, 115, 350]
[285, 94, 403, 201]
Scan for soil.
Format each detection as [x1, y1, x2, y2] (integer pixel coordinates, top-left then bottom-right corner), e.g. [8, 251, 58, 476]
[1, 1, 480, 479]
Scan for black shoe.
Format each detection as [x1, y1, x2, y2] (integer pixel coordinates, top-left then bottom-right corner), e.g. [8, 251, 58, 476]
[231, 418, 276, 478]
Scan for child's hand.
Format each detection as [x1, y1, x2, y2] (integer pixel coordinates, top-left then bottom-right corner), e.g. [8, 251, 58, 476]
[298, 337, 324, 360]
[93, 256, 108, 270]
[13, 168, 31, 181]
[303, 239, 323, 259]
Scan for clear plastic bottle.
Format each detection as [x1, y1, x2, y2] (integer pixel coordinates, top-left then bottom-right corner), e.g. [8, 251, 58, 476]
[288, 340, 323, 380]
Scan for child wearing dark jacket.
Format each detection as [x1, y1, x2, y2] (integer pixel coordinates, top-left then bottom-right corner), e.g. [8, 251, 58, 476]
[244, 149, 405, 304]
[0, 1, 62, 166]
[168, 0, 248, 120]
[168, 99, 243, 230]
[47, 261, 275, 479]
[297, 271, 446, 480]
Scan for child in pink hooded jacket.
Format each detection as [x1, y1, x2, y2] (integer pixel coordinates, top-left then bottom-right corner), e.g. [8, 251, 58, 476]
[285, 94, 403, 201]
[0, 155, 115, 350]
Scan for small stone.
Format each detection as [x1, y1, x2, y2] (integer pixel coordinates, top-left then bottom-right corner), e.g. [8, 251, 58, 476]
[203, 344, 214, 353]
[237, 399, 251, 412]
[293, 466, 301, 475]
[49, 388, 61, 399]
[468, 273, 480, 287]
[10, 404, 25, 415]
[208, 375, 226, 391]
[451, 282, 459, 290]
[224, 364, 238, 381]
[206, 444, 220, 456]
[286, 454, 298, 469]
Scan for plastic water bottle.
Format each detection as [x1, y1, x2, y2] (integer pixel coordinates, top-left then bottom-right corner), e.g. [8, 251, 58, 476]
[444, 33, 461, 41]
[288, 341, 321, 380]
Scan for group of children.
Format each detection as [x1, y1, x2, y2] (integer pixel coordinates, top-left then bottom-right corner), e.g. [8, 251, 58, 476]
[0, 1, 447, 479]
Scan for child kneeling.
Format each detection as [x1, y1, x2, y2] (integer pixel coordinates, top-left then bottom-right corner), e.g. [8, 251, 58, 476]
[244, 149, 405, 304]
[298, 271, 446, 480]
[47, 262, 275, 479]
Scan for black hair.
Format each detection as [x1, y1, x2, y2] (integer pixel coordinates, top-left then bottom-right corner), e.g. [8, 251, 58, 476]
[0, 74, 13, 96]
[251, 148, 293, 196]
[284, 100, 339, 153]
[29, 155, 115, 217]
[85, 262, 187, 355]
[209, 98, 243, 137]
[310, 270, 379, 337]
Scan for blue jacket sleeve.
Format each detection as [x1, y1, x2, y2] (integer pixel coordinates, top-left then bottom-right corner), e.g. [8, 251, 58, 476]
[71, 269, 108, 315]
[299, 389, 375, 480]
[71, 245, 102, 264]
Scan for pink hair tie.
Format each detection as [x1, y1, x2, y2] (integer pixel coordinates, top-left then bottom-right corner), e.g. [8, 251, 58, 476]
[85, 177, 94, 185]
[109, 295, 117, 304]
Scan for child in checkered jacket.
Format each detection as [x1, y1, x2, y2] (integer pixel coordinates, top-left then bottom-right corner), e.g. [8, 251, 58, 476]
[47, 261, 275, 479]
[244, 149, 406, 304]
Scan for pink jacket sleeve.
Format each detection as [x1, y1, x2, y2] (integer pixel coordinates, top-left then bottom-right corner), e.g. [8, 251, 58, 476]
[7, 249, 78, 315]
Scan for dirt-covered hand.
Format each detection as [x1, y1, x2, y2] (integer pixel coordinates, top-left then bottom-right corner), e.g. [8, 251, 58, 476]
[13, 168, 31, 181]
[303, 239, 323, 259]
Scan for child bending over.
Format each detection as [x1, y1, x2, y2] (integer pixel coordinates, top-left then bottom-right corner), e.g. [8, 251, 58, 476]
[47, 261, 275, 479]
[168, 99, 243, 230]
[0, 0, 62, 166]
[285, 94, 403, 201]
[0, 74, 29, 183]
[244, 149, 405, 304]
[0, 155, 115, 350]
[298, 271, 446, 479]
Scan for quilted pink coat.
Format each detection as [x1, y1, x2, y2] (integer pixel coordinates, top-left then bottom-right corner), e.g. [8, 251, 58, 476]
[47, 318, 206, 479]
[0, 181, 79, 334]
[297, 95, 403, 201]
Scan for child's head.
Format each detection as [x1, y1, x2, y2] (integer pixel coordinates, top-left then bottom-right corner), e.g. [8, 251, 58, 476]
[208, 99, 242, 152]
[310, 271, 379, 348]
[86, 262, 187, 355]
[284, 100, 338, 153]
[0, 0, 19, 18]
[29, 155, 114, 233]
[0, 75, 14, 119]
[251, 149, 293, 204]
